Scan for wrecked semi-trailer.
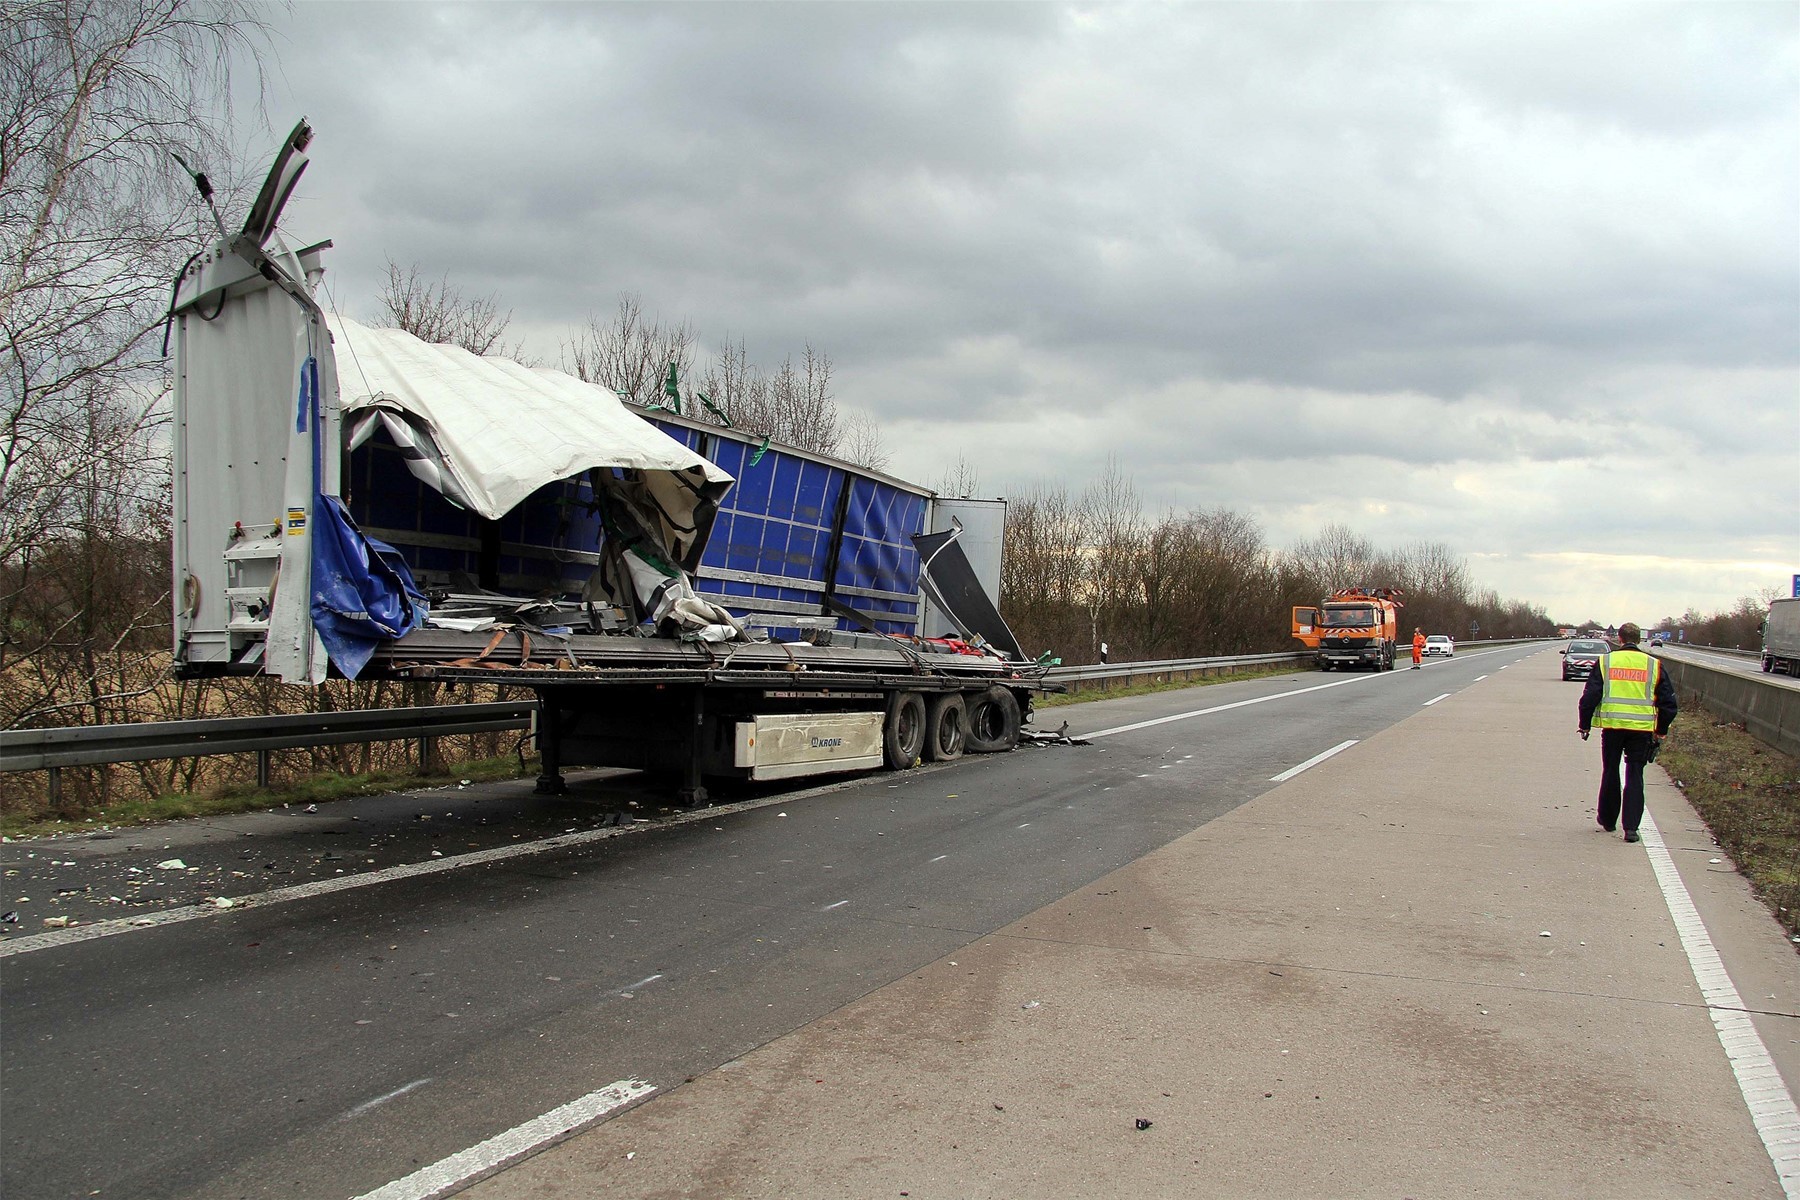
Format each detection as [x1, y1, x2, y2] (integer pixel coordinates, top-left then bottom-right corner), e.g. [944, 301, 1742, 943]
[167, 121, 1047, 804]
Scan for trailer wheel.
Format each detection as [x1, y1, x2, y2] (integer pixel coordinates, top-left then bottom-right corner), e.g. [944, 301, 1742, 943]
[965, 686, 1021, 753]
[884, 691, 927, 769]
[924, 693, 967, 762]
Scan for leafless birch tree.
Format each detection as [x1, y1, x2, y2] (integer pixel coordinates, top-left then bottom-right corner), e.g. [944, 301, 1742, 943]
[1, 0, 268, 729]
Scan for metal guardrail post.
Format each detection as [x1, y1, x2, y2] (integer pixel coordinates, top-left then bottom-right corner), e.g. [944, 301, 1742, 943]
[256, 750, 270, 790]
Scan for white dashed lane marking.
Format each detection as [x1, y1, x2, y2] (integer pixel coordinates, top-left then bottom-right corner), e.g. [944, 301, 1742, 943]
[1269, 740, 1358, 783]
[353, 1079, 655, 1200]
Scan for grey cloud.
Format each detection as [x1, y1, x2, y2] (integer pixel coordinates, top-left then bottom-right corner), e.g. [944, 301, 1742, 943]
[245, 2, 1795, 620]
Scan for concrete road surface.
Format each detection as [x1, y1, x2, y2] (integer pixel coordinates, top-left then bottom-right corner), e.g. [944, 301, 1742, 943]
[467, 651, 1800, 1199]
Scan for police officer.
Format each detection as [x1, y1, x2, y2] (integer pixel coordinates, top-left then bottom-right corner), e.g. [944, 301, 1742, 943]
[1578, 622, 1677, 843]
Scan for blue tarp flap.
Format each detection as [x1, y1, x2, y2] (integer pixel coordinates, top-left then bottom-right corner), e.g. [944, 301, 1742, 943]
[311, 494, 427, 679]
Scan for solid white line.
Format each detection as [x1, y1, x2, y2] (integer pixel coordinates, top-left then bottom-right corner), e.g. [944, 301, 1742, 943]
[1269, 740, 1358, 782]
[822, 900, 849, 911]
[1641, 812, 1800, 1196]
[341, 1078, 433, 1123]
[1086, 673, 1378, 739]
[1423, 693, 1451, 706]
[1083, 645, 1519, 742]
[354, 1079, 655, 1200]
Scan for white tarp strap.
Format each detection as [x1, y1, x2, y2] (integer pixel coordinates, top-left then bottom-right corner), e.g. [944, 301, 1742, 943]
[346, 403, 483, 513]
[621, 549, 745, 643]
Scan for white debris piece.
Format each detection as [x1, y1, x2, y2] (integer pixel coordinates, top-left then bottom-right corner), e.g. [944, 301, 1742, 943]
[156, 859, 187, 870]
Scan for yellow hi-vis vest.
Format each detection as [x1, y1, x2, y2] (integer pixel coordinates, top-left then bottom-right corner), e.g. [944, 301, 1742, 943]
[1594, 649, 1660, 732]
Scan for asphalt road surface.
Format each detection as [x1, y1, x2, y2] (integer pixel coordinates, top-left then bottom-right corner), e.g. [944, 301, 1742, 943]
[1, 649, 1534, 1200]
[1656, 643, 1800, 689]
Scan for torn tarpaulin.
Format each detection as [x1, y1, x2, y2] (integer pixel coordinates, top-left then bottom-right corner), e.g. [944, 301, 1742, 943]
[310, 494, 427, 678]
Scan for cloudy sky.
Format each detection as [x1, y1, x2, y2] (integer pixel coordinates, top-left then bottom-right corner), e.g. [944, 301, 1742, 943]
[243, 2, 1797, 626]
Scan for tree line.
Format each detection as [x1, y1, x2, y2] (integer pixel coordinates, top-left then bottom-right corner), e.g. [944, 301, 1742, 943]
[1652, 593, 1781, 651]
[997, 465, 1557, 664]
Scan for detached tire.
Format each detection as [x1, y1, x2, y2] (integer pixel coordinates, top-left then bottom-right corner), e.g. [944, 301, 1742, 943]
[884, 691, 926, 770]
[965, 686, 1022, 754]
[923, 693, 967, 761]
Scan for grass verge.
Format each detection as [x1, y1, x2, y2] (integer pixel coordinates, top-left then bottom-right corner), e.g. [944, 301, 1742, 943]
[1036, 664, 1301, 708]
[0, 753, 536, 840]
[1660, 713, 1800, 942]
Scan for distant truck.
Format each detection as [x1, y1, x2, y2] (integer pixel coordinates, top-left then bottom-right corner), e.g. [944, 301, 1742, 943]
[1291, 588, 1403, 671]
[166, 121, 1047, 803]
[1764, 598, 1800, 676]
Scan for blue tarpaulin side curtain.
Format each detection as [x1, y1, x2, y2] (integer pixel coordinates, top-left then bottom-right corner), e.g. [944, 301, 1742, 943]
[300, 353, 427, 678]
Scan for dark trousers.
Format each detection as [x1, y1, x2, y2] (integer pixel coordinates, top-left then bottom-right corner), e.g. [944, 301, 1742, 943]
[1597, 728, 1655, 832]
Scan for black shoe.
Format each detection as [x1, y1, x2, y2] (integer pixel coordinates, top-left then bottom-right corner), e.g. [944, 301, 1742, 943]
[1599, 822, 1616, 833]
[1623, 831, 1640, 843]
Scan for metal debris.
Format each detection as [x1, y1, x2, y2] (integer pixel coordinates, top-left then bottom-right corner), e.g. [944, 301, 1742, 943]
[1020, 722, 1089, 746]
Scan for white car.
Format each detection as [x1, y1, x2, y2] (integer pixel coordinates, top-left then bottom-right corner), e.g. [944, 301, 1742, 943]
[1423, 635, 1454, 658]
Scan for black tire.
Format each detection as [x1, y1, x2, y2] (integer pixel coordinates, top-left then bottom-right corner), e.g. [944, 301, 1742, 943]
[884, 691, 926, 770]
[965, 686, 1021, 754]
[924, 693, 967, 762]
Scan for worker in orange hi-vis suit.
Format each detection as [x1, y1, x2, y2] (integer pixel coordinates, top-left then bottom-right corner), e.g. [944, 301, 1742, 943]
[1411, 628, 1426, 669]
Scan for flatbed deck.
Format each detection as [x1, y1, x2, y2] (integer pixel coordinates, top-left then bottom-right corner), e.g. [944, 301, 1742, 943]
[376, 627, 1046, 692]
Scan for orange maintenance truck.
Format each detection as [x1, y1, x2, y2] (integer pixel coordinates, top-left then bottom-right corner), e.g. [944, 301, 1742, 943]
[1292, 587, 1404, 672]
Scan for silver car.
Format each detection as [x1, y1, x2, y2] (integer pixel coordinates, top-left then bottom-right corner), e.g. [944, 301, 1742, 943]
[1561, 638, 1608, 681]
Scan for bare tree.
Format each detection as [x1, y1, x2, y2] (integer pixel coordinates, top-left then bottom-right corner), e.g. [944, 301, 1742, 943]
[1000, 482, 1092, 659]
[374, 259, 521, 356]
[935, 455, 980, 499]
[1285, 522, 1380, 594]
[561, 292, 694, 405]
[1082, 459, 1145, 658]
[695, 334, 758, 418]
[837, 410, 890, 472]
[1, 0, 268, 729]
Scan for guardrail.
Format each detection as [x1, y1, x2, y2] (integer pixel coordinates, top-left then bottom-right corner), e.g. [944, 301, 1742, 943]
[1669, 644, 1761, 660]
[1, 702, 536, 804]
[0, 638, 1561, 796]
[1046, 652, 1310, 694]
[1655, 656, 1800, 760]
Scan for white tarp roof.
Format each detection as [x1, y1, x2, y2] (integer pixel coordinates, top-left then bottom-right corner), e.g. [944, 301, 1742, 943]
[327, 315, 732, 520]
